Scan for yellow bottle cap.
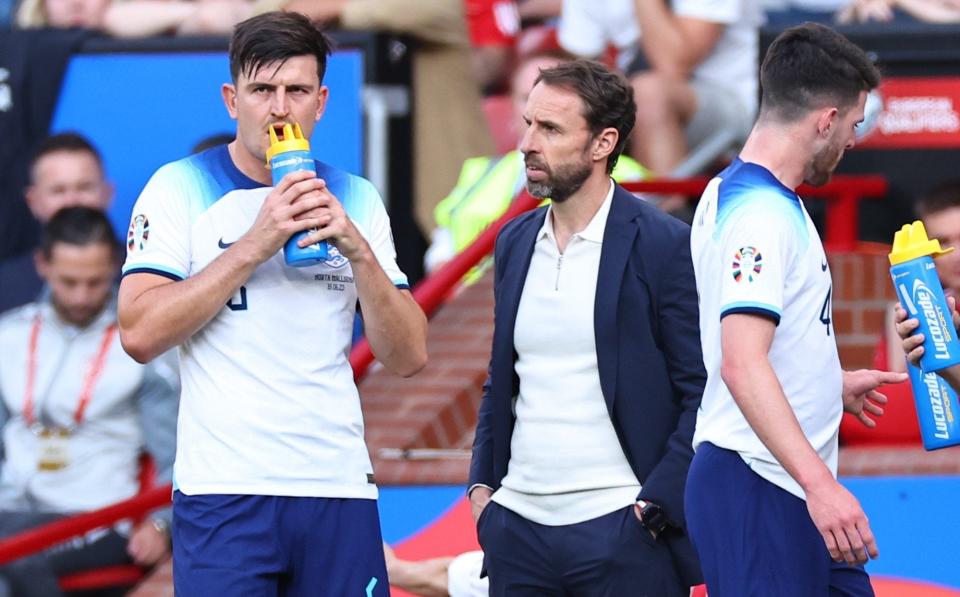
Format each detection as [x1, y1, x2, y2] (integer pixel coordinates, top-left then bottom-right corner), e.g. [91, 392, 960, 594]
[265, 123, 311, 166]
[888, 220, 954, 265]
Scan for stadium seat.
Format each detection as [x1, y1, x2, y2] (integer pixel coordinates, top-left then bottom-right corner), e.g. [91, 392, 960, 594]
[482, 94, 517, 154]
[839, 334, 922, 446]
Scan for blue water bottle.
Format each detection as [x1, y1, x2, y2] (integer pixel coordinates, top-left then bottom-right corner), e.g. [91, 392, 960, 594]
[266, 122, 328, 267]
[890, 220, 960, 450]
[905, 362, 960, 450]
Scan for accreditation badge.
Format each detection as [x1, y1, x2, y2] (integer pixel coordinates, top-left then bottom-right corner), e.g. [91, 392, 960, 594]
[36, 428, 71, 472]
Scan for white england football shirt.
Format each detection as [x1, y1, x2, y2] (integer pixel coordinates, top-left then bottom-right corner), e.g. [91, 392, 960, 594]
[122, 145, 408, 499]
[690, 159, 843, 500]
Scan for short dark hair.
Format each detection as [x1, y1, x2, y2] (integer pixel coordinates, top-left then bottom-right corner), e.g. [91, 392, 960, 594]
[916, 180, 960, 218]
[229, 11, 334, 85]
[191, 132, 235, 154]
[31, 132, 103, 176]
[41, 207, 119, 260]
[535, 59, 636, 174]
[759, 23, 881, 122]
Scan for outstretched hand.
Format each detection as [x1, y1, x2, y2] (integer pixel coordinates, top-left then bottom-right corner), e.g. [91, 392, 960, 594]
[841, 369, 906, 428]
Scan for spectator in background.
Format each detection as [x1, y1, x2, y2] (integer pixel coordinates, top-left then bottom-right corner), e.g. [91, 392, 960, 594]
[628, 0, 763, 181]
[15, 0, 255, 37]
[556, 0, 640, 72]
[465, 0, 521, 93]
[836, 0, 960, 23]
[425, 51, 649, 279]
[557, 0, 762, 184]
[384, 544, 487, 597]
[0, 207, 178, 597]
[282, 0, 496, 239]
[516, 0, 561, 20]
[0, 133, 112, 314]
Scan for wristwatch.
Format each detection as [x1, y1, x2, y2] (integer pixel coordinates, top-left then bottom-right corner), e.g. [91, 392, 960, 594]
[150, 518, 170, 536]
[636, 500, 669, 536]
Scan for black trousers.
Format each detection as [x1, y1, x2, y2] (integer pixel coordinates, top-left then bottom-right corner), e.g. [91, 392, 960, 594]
[0, 511, 131, 597]
[477, 501, 686, 597]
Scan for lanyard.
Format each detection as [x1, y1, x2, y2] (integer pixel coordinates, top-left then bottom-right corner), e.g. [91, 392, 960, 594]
[24, 314, 117, 429]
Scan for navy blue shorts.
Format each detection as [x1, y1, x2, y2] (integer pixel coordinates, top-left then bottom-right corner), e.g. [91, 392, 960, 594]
[172, 492, 389, 597]
[685, 443, 874, 597]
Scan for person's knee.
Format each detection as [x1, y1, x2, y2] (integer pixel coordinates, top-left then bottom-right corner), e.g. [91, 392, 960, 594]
[631, 73, 679, 123]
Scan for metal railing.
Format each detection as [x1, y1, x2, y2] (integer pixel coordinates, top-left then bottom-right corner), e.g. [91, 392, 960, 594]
[0, 174, 887, 567]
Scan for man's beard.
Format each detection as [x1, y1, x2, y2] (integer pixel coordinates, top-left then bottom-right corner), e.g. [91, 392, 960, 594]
[805, 139, 844, 187]
[525, 156, 593, 203]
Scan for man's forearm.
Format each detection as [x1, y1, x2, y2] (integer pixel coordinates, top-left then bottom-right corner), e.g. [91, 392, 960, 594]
[633, 1, 723, 77]
[101, 0, 195, 37]
[724, 360, 836, 493]
[895, 0, 960, 22]
[353, 252, 428, 377]
[634, 1, 687, 73]
[119, 241, 261, 363]
[939, 364, 960, 393]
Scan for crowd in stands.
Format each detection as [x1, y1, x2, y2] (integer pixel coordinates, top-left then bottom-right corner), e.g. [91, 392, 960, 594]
[1, 0, 960, 595]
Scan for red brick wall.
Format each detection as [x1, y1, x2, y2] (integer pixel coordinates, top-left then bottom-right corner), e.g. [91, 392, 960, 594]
[360, 274, 494, 485]
[829, 244, 896, 370]
[360, 244, 901, 486]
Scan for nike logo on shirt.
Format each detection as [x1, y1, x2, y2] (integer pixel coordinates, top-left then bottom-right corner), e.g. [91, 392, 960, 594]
[218, 238, 235, 249]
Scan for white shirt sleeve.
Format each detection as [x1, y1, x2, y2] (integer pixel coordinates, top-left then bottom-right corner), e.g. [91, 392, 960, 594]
[673, 0, 741, 25]
[352, 178, 409, 289]
[716, 202, 798, 324]
[558, 0, 606, 58]
[122, 163, 193, 281]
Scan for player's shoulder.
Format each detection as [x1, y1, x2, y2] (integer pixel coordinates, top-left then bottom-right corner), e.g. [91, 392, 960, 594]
[715, 160, 804, 231]
[152, 149, 217, 185]
[314, 161, 384, 221]
[141, 151, 215, 205]
[143, 146, 262, 214]
[315, 161, 374, 195]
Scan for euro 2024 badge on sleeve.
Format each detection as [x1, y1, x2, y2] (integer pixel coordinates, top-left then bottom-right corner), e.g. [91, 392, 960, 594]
[127, 214, 150, 252]
[732, 246, 762, 283]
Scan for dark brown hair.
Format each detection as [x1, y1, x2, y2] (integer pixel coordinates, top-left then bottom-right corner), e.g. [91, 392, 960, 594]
[535, 59, 636, 174]
[916, 179, 960, 218]
[760, 23, 881, 122]
[229, 11, 334, 84]
[41, 206, 118, 260]
[31, 132, 103, 179]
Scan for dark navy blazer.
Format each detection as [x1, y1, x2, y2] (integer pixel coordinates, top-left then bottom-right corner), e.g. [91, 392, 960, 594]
[469, 184, 706, 586]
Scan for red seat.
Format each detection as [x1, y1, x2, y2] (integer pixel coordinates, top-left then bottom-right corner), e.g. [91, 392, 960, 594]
[840, 381, 922, 446]
[482, 95, 517, 154]
[839, 333, 921, 446]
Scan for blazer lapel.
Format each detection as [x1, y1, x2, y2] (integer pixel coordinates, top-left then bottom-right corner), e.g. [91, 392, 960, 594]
[595, 186, 641, 415]
[494, 209, 545, 385]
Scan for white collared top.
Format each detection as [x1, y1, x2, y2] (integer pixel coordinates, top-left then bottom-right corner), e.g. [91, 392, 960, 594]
[493, 182, 641, 525]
